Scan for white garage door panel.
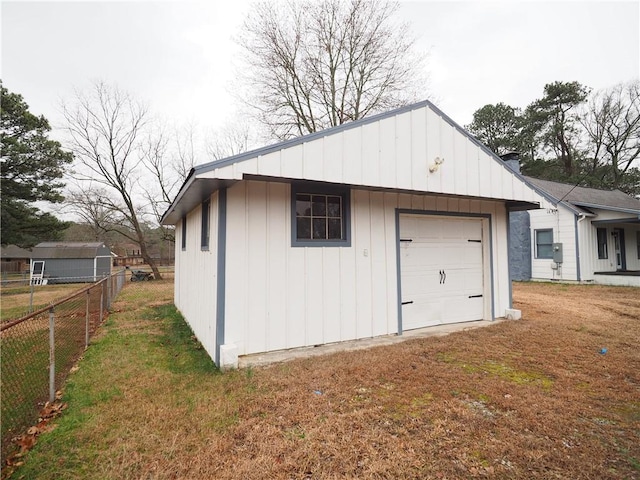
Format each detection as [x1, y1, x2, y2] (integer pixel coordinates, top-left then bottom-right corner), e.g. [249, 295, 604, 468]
[400, 215, 485, 330]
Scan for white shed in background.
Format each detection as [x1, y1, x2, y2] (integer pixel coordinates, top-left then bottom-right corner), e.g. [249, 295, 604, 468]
[162, 100, 549, 368]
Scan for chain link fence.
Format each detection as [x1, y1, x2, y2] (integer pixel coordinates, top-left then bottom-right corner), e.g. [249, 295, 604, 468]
[1, 269, 128, 462]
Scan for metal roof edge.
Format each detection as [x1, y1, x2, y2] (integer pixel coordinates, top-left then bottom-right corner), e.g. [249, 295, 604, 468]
[160, 168, 196, 224]
[193, 99, 436, 176]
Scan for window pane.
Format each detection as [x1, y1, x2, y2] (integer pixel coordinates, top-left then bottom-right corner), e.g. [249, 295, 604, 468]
[537, 230, 552, 244]
[535, 229, 552, 259]
[328, 218, 342, 239]
[296, 194, 311, 217]
[538, 244, 553, 258]
[312, 195, 327, 216]
[297, 217, 311, 239]
[327, 196, 341, 217]
[312, 218, 326, 239]
[597, 228, 608, 259]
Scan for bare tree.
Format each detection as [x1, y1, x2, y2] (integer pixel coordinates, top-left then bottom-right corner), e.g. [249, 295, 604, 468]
[238, 0, 426, 140]
[205, 120, 259, 161]
[580, 80, 640, 190]
[139, 122, 198, 240]
[62, 81, 164, 279]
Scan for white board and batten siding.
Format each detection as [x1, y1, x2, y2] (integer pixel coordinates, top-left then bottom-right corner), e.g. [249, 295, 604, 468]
[578, 209, 640, 280]
[223, 180, 511, 357]
[199, 104, 542, 208]
[529, 205, 579, 281]
[174, 192, 219, 360]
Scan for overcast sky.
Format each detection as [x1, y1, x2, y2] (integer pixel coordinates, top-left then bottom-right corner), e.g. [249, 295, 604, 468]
[2, 1, 639, 151]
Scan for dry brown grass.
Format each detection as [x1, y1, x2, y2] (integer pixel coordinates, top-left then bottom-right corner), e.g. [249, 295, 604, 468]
[12, 282, 640, 479]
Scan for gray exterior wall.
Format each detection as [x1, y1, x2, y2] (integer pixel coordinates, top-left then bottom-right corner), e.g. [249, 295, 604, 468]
[31, 257, 111, 283]
[509, 210, 532, 281]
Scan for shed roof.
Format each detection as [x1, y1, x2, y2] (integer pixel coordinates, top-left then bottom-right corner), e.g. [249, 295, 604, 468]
[523, 177, 640, 215]
[1, 245, 32, 259]
[162, 99, 549, 225]
[31, 242, 110, 259]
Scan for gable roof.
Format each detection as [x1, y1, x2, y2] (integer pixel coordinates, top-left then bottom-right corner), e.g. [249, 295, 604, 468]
[162, 99, 549, 225]
[31, 242, 111, 259]
[523, 176, 640, 215]
[1, 245, 32, 259]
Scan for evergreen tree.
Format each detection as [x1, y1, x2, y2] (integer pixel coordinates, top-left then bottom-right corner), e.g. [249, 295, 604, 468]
[1, 82, 72, 247]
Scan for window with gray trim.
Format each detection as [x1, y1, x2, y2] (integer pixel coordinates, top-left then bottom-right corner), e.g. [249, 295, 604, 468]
[597, 227, 608, 259]
[181, 215, 187, 251]
[534, 229, 553, 259]
[292, 184, 350, 246]
[201, 199, 210, 250]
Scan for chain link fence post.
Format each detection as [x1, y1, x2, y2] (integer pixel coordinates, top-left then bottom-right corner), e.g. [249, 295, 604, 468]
[48, 307, 55, 403]
[85, 289, 90, 349]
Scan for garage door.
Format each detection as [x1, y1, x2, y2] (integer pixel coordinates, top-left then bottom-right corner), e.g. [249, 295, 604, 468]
[399, 215, 485, 330]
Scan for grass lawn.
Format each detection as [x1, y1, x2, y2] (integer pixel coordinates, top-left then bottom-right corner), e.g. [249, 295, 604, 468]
[7, 282, 640, 479]
[0, 283, 88, 322]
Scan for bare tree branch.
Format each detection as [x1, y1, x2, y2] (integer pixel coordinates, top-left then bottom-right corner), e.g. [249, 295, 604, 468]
[237, 0, 428, 140]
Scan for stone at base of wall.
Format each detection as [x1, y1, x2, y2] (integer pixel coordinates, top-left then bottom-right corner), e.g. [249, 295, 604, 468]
[220, 344, 238, 370]
[505, 308, 522, 320]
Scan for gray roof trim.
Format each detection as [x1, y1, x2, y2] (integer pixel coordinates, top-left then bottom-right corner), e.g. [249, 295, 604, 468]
[570, 202, 640, 215]
[193, 100, 436, 175]
[192, 99, 533, 183]
[591, 217, 640, 225]
[162, 99, 551, 224]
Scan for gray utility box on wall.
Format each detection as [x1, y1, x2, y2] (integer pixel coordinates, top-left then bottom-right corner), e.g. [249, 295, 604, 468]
[552, 243, 563, 263]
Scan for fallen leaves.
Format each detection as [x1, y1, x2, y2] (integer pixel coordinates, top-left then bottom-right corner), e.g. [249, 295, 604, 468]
[2, 398, 67, 478]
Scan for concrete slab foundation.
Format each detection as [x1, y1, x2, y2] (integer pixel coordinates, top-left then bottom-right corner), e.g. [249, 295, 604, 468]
[239, 317, 506, 368]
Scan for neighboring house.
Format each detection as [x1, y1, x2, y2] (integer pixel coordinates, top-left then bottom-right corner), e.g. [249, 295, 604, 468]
[161, 100, 549, 369]
[506, 163, 640, 287]
[112, 243, 145, 267]
[0, 245, 31, 274]
[31, 242, 112, 283]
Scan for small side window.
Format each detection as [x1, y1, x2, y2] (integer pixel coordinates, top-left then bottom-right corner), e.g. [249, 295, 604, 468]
[535, 229, 553, 259]
[636, 231, 640, 259]
[201, 199, 210, 250]
[597, 227, 608, 259]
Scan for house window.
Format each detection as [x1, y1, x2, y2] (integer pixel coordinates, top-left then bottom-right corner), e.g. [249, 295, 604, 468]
[292, 184, 350, 247]
[535, 229, 553, 259]
[181, 216, 187, 251]
[201, 199, 210, 250]
[637, 231, 640, 259]
[597, 227, 608, 259]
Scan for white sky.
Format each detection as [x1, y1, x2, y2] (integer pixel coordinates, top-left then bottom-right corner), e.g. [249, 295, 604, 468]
[2, 0, 639, 149]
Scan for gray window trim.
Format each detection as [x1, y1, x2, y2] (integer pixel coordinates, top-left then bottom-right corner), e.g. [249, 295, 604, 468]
[181, 215, 187, 251]
[201, 198, 210, 251]
[534, 228, 554, 259]
[291, 183, 351, 247]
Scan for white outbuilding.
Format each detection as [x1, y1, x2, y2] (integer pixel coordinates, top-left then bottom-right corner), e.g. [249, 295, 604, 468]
[161, 100, 549, 368]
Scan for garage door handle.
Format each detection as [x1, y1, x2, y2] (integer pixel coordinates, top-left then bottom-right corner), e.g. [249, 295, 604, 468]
[402, 301, 414, 305]
[400, 238, 413, 242]
[468, 294, 482, 298]
[439, 270, 446, 284]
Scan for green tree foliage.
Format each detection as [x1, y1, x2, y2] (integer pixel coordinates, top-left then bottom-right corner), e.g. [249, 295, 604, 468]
[468, 79, 640, 196]
[1, 82, 72, 247]
[527, 81, 590, 177]
[466, 103, 523, 156]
